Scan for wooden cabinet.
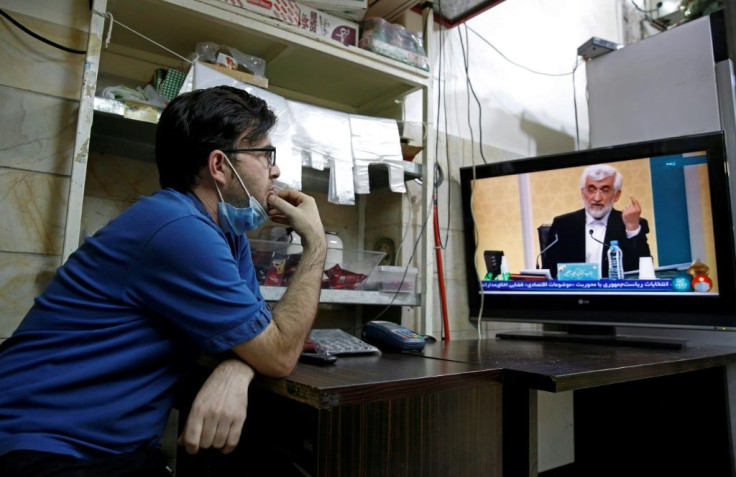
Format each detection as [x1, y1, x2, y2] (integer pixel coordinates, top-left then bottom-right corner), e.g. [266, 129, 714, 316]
[176, 351, 503, 476]
[68, 0, 435, 326]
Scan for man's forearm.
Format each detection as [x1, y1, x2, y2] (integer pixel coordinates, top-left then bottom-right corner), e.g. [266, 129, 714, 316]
[272, 240, 326, 344]
[234, 190, 327, 376]
[233, 237, 326, 376]
[179, 359, 254, 455]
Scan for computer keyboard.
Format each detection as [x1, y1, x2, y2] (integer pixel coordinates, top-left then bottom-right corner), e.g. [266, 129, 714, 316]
[308, 328, 380, 356]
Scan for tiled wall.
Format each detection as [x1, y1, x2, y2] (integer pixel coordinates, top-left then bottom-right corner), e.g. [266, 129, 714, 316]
[0, 8, 87, 339]
[405, 134, 540, 340]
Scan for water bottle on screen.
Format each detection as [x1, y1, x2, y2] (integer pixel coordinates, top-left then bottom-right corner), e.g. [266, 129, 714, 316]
[607, 240, 624, 280]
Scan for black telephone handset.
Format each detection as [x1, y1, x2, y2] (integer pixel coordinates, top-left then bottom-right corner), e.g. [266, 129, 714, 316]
[361, 320, 426, 352]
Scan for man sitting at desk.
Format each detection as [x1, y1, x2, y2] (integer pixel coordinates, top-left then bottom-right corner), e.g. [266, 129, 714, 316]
[542, 164, 651, 278]
[0, 86, 327, 476]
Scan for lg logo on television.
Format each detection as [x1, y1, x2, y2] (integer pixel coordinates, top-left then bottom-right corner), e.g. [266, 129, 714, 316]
[578, 299, 590, 306]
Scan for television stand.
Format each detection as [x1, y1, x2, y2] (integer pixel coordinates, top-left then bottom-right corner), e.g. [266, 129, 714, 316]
[495, 325, 688, 350]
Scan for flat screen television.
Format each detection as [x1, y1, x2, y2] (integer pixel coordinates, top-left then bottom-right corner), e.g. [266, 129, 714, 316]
[459, 131, 736, 348]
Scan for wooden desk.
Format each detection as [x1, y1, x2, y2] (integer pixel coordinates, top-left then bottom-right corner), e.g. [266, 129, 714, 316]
[177, 339, 736, 476]
[177, 352, 503, 476]
[421, 339, 736, 477]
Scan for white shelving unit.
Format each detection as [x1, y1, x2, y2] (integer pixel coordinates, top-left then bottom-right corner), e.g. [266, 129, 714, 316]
[90, 96, 423, 190]
[67, 0, 436, 331]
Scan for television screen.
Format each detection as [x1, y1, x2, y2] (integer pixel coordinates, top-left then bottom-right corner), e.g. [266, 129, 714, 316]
[460, 132, 736, 335]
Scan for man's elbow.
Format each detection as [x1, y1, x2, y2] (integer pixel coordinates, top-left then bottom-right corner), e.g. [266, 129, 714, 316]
[253, 355, 298, 378]
[231, 332, 301, 377]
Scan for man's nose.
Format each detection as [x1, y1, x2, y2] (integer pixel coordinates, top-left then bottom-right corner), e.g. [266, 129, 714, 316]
[270, 164, 281, 179]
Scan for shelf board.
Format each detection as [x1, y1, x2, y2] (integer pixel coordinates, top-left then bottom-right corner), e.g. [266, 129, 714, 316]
[90, 98, 158, 160]
[103, 0, 430, 114]
[90, 97, 422, 191]
[261, 286, 421, 306]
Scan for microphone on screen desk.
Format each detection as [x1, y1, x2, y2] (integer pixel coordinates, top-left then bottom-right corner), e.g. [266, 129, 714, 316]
[589, 229, 610, 248]
[535, 233, 559, 269]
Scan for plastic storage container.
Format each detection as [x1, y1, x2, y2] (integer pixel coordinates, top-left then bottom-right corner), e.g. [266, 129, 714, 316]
[364, 265, 418, 292]
[359, 18, 428, 71]
[249, 239, 384, 290]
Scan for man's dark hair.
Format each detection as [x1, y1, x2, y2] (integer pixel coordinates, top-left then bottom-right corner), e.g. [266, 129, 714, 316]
[155, 85, 277, 191]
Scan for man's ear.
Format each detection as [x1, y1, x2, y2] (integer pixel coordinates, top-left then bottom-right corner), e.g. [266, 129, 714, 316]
[613, 189, 622, 203]
[207, 150, 228, 185]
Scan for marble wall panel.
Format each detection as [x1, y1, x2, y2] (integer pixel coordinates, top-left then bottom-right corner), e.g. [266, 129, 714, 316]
[85, 153, 160, 201]
[0, 9, 86, 100]
[0, 86, 77, 175]
[432, 134, 523, 236]
[0, 1, 91, 30]
[434, 229, 466, 281]
[76, 155, 160, 241]
[79, 195, 139, 243]
[403, 179, 425, 227]
[404, 223, 427, 291]
[432, 179, 463, 236]
[0, 169, 68, 255]
[426, 277, 468, 339]
[0, 251, 60, 338]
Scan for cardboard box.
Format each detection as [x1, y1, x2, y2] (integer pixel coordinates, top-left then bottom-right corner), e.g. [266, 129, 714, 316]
[299, 0, 368, 22]
[213, 0, 359, 46]
[203, 62, 269, 89]
[302, 0, 367, 9]
[359, 17, 428, 70]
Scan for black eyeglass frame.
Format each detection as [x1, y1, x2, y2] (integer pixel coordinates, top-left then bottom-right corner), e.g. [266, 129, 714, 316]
[221, 146, 276, 168]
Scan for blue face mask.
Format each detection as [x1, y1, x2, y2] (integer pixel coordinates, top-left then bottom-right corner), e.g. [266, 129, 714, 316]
[215, 155, 269, 235]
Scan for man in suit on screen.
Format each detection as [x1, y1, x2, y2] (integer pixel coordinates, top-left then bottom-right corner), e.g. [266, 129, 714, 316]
[542, 164, 651, 279]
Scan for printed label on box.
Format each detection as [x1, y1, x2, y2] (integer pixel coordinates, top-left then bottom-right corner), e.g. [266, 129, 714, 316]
[213, 0, 358, 46]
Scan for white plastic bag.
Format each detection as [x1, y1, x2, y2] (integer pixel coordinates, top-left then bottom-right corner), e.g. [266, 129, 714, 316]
[288, 100, 354, 204]
[349, 114, 406, 194]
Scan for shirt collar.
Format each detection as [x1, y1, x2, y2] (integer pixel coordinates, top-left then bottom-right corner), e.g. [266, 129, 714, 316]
[585, 210, 611, 227]
[186, 190, 212, 219]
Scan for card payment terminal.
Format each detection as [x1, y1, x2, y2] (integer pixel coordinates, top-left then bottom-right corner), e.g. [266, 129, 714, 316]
[361, 320, 426, 352]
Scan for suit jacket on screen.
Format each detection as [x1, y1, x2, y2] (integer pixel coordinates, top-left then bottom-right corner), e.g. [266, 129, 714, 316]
[541, 208, 651, 278]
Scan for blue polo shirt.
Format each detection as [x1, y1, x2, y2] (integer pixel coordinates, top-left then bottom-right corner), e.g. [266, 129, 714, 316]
[0, 188, 271, 459]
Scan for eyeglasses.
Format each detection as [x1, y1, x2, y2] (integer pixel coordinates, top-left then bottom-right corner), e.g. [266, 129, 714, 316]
[222, 146, 276, 168]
